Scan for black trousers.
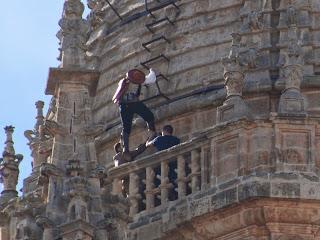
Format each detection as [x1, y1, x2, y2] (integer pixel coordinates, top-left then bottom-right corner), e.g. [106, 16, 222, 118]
[119, 101, 155, 135]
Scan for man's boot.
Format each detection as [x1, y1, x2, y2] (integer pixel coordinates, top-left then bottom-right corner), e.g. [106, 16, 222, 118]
[121, 132, 132, 162]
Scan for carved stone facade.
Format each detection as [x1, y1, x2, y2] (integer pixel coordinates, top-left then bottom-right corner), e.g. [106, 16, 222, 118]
[1, 0, 320, 239]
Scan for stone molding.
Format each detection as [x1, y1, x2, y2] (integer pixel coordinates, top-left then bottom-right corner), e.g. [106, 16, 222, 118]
[46, 68, 100, 97]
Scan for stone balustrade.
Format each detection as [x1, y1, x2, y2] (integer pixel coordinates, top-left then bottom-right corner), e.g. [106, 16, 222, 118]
[108, 135, 208, 216]
[108, 116, 320, 223]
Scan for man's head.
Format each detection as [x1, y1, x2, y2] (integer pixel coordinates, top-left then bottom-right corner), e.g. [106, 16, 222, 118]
[114, 142, 122, 153]
[162, 125, 174, 136]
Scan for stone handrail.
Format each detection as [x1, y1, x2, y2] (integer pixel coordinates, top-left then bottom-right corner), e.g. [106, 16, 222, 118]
[108, 134, 210, 216]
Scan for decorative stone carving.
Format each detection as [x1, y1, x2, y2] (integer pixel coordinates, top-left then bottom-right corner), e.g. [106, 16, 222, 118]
[65, 176, 89, 200]
[282, 149, 303, 164]
[242, 11, 263, 32]
[278, 26, 305, 114]
[67, 196, 89, 222]
[242, 47, 259, 69]
[36, 215, 55, 240]
[287, 5, 298, 27]
[24, 101, 54, 172]
[222, 33, 244, 98]
[40, 163, 62, 178]
[57, 0, 89, 68]
[87, 0, 106, 30]
[44, 120, 68, 136]
[0, 126, 23, 200]
[46, 97, 57, 121]
[14, 222, 41, 240]
[217, 34, 251, 123]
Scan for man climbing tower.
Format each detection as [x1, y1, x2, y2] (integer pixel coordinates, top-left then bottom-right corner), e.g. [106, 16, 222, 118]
[112, 68, 157, 161]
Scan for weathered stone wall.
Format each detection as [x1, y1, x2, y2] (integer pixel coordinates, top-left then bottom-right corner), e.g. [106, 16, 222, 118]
[89, 0, 320, 169]
[89, 0, 243, 124]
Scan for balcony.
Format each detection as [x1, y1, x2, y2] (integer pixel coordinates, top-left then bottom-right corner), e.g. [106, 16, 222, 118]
[107, 117, 320, 238]
[108, 133, 208, 217]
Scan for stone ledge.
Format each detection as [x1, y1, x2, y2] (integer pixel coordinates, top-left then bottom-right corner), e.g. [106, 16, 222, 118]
[46, 68, 100, 97]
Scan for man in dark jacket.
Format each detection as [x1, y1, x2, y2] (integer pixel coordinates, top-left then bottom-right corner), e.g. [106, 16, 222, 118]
[146, 125, 180, 151]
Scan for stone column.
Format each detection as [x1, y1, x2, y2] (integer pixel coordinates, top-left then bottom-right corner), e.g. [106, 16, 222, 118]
[217, 33, 251, 123]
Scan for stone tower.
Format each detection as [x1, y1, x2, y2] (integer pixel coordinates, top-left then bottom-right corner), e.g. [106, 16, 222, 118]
[1, 0, 320, 239]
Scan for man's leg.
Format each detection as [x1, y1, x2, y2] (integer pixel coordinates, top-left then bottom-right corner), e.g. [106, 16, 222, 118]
[119, 103, 134, 153]
[134, 102, 156, 139]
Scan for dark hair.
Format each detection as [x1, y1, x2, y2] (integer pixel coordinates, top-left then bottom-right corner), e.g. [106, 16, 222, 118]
[114, 142, 122, 153]
[162, 125, 173, 134]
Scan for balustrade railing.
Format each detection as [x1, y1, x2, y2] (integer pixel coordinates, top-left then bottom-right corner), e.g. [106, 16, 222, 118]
[108, 135, 209, 216]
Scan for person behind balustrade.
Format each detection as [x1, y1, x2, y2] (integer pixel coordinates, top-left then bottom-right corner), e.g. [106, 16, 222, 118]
[146, 124, 180, 151]
[146, 124, 181, 201]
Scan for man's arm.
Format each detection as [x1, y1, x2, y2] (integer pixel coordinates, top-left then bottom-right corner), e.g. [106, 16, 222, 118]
[146, 137, 157, 148]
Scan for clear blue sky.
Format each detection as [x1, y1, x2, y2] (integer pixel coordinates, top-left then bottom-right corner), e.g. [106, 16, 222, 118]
[0, 1, 68, 193]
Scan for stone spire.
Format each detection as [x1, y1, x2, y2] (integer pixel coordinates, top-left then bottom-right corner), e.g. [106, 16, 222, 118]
[57, 0, 89, 69]
[0, 126, 23, 201]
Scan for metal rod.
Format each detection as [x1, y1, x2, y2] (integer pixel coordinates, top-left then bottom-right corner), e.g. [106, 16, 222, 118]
[146, 17, 175, 33]
[142, 36, 171, 52]
[105, 0, 123, 20]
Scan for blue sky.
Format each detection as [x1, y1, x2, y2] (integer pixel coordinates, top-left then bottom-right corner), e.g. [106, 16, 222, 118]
[0, 1, 66, 193]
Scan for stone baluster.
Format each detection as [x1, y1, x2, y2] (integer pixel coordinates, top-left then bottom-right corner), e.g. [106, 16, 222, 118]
[177, 155, 186, 198]
[112, 177, 123, 196]
[145, 167, 155, 210]
[160, 161, 170, 204]
[129, 173, 140, 216]
[191, 149, 201, 192]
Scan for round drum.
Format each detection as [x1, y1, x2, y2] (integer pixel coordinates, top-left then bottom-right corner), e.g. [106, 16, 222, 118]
[126, 69, 145, 84]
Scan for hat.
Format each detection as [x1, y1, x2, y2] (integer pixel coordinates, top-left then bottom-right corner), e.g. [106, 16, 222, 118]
[126, 69, 145, 84]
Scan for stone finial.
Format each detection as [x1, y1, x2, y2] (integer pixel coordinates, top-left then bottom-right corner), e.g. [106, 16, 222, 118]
[277, 25, 305, 114]
[0, 126, 23, 197]
[57, 0, 89, 68]
[222, 33, 244, 99]
[217, 33, 251, 123]
[34, 101, 45, 135]
[3, 126, 15, 157]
